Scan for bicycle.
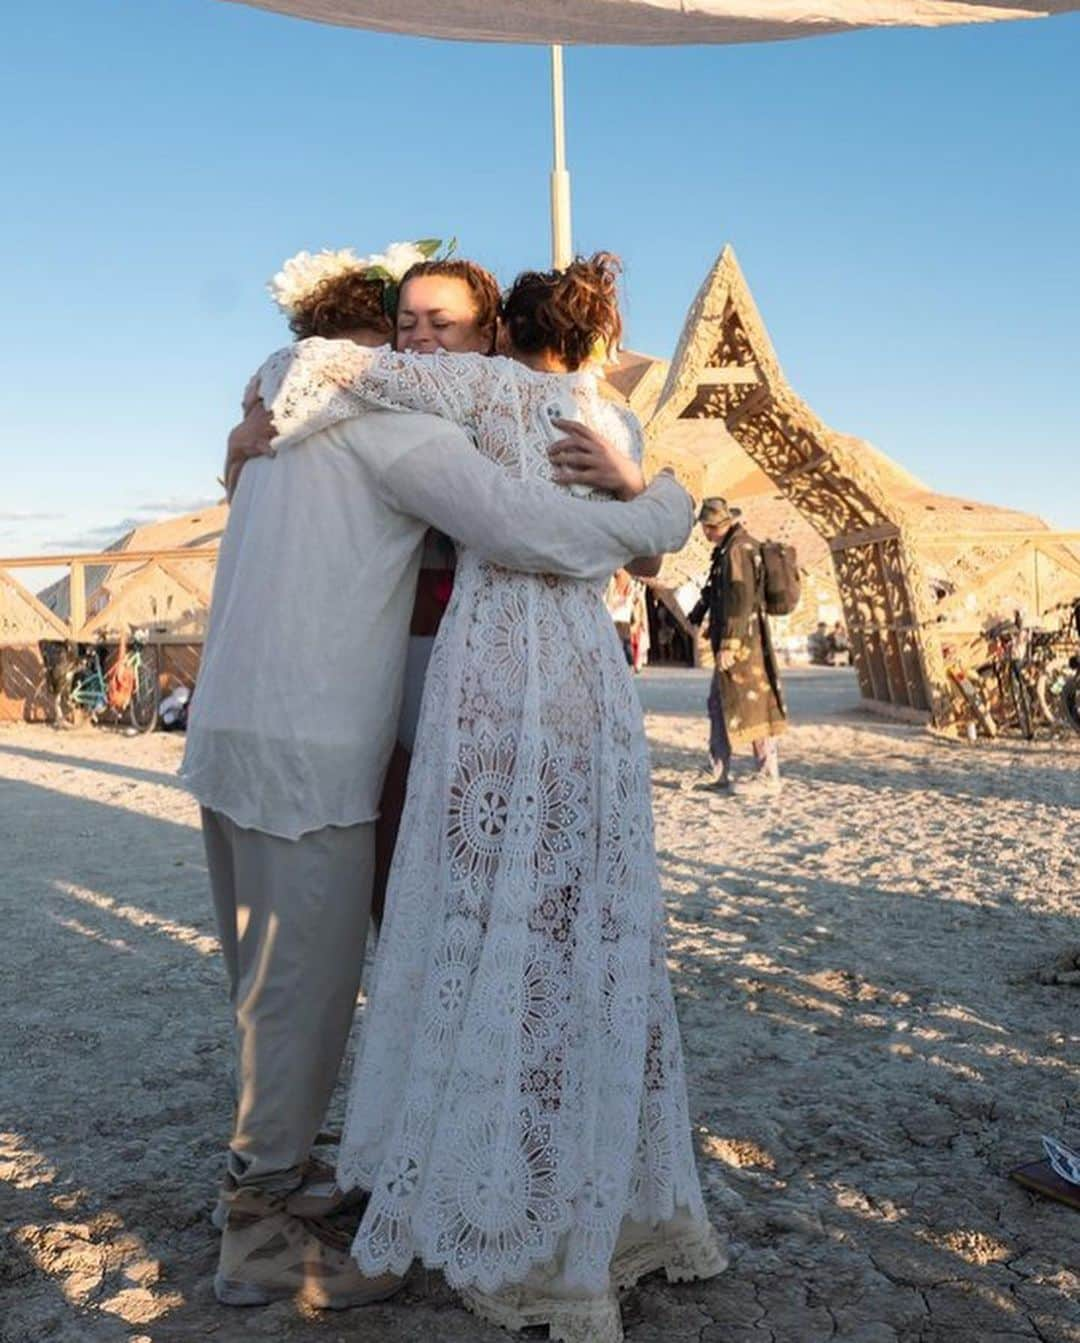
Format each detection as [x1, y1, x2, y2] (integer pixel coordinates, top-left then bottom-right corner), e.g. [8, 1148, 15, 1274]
[983, 616, 1035, 741]
[59, 627, 160, 733]
[944, 614, 1046, 741]
[1027, 598, 1080, 732]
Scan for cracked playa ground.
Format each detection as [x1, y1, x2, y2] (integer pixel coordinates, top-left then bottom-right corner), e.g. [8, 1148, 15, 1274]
[2, 667, 1078, 1343]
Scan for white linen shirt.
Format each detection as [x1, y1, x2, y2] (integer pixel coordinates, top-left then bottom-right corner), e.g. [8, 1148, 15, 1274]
[180, 408, 691, 840]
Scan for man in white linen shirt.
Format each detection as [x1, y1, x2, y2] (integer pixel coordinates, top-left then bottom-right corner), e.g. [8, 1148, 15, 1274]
[181, 321, 692, 1310]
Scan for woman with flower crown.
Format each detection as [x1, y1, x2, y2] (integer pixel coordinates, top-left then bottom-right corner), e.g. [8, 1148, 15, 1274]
[239, 248, 729, 1343]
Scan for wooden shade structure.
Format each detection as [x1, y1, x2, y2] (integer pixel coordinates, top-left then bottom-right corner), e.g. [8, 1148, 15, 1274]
[35, 507, 227, 643]
[0, 508, 227, 722]
[222, 0, 1080, 44]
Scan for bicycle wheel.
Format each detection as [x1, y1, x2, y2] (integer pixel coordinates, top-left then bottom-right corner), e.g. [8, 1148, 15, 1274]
[1008, 663, 1034, 740]
[1063, 674, 1080, 734]
[72, 661, 107, 723]
[1033, 671, 1059, 726]
[128, 647, 160, 733]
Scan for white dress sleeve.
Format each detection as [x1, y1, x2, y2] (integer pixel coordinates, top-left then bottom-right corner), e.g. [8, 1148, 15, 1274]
[259, 338, 499, 450]
[618, 405, 645, 467]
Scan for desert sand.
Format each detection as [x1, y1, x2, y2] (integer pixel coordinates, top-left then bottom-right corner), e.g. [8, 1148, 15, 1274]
[1, 667, 1078, 1343]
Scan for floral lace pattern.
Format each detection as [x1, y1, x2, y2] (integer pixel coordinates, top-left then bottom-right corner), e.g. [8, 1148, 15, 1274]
[264, 342, 711, 1294]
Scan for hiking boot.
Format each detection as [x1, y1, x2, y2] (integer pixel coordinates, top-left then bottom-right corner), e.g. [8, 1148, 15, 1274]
[214, 1186, 403, 1309]
[286, 1157, 367, 1219]
[735, 770, 782, 797]
[211, 1156, 366, 1230]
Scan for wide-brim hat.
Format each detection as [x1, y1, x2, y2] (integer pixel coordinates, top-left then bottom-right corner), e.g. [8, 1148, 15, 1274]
[697, 496, 742, 525]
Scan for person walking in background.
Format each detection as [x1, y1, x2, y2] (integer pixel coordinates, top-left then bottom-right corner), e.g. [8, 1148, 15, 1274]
[689, 498, 787, 794]
[629, 575, 651, 672]
[606, 567, 636, 665]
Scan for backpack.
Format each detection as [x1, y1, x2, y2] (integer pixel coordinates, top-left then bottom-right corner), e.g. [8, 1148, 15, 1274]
[759, 540, 801, 616]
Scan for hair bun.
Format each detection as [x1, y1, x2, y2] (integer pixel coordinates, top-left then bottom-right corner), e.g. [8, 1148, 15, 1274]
[503, 251, 623, 371]
[565, 251, 621, 292]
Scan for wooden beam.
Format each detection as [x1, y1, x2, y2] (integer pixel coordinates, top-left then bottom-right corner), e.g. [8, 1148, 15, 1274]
[947, 540, 1031, 604]
[1033, 540, 1080, 582]
[830, 524, 902, 552]
[845, 620, 926, 634]
[0, 547, 219, 569]
[857, 632, 887, 703]
[774, 450, 830, 486]
[919, 530, 1080, 545]
[68, 562, 86, 639]
[156, 559, 214, 607]
[872, 536, 928, 711]
[1033, 547, 1041, 619]
[696, 366, 760, 386]
[723, 384, 772, 429]
[724, 396, 883, 536]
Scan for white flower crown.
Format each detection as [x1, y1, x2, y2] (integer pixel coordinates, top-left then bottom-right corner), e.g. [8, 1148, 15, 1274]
[268, 238, 454, 318]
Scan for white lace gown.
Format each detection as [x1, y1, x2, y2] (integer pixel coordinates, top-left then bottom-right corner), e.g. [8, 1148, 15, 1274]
[264, 341, 724, 1301]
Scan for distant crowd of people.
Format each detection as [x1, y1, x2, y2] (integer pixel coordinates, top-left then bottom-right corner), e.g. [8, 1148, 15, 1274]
[807, 620, 851, 666]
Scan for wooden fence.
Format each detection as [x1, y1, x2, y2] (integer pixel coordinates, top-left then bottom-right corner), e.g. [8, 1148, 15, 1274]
[0, 547, 218, 723]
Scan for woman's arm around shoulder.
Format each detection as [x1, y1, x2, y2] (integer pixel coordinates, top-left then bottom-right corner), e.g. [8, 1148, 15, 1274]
[267, 338, 499, 449]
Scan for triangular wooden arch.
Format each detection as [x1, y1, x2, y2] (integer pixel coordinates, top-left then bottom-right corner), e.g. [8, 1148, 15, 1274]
[646, 246, 955, 722]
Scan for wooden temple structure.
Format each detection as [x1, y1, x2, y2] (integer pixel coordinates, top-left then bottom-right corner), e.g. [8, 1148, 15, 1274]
[637, 247, 1080, 725]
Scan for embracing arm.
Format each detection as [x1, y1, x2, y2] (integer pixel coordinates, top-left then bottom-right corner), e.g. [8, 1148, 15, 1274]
[616, 409, 665, 576]
[688, 574, 714, 629]
[260, 339, 495, 449]
[374, 425, 693, 581]
[627, 554, 663, 579]
[548, 407, 664, 578]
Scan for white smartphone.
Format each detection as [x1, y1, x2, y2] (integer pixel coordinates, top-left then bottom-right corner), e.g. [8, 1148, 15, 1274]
[545, 388, 593, 498]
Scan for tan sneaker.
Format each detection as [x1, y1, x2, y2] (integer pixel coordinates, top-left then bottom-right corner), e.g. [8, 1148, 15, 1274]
[211, 1156, 366, 1231]
[214, 1187, 403, 1309]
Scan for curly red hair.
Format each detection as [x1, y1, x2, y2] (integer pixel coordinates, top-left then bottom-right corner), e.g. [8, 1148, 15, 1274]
[288, 272, 393, 341]
[502, 252, 623, 371]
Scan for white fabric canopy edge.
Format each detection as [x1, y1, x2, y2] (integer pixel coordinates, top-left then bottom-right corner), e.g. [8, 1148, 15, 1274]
[219, 0, 1080, 45]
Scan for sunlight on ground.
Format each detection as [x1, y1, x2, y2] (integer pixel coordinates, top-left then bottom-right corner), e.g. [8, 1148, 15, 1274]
[52, 881, 218, 957]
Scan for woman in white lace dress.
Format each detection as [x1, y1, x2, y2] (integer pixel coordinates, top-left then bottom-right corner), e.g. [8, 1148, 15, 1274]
[261, 254, 727, 1342]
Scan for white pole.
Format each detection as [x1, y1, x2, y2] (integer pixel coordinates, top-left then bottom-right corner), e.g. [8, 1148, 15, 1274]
[550, 44, 573, 269]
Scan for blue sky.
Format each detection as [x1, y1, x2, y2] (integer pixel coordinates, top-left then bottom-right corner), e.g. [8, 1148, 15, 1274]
[2, 0, 1078, 573]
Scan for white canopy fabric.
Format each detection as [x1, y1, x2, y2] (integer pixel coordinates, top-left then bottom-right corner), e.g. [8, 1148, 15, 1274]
[221, 0, 1079, 45]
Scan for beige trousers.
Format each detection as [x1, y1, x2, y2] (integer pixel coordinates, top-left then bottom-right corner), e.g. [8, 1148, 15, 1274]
[201, 807, 375, 1191]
